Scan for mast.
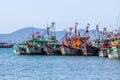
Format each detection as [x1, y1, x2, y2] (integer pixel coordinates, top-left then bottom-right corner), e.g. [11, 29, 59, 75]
[69, 27, 73, 39]
[102, 27, 107, 39]
[84, 23, 89, 38]
[74, 22, 78, 40]
[47, 22, 56, 39]
[47, 22, 49, 36]
[51, 22, 56, 36]
[69, 27, 73, 35]
[96, 25, 99, 39]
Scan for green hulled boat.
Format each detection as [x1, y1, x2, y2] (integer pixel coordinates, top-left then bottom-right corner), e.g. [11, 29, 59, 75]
[108, 47, 120, 59]
[43, 37, 61, 55]
[43, 22, 61, 55]
[99, 39, 110, 58]
[107, 27, 120, 59]
[13, 36, 48, 55]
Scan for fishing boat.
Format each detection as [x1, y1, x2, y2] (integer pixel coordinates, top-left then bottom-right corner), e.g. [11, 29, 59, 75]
[13, 32, 48, 55]
[108, 46, 120, 59]
[43, 22, 61, 55]
[107, 37, 120, 59]
[95, 27, 110, 57]
[99, 48, 108, 57]
[82, 42, 99, 56]
[60, 23, 82, 55]
[81, 24, 99, 56]
[99, 38, 111, 57]
[107, 27, 120, 59]
[44, 38, 61, 55]
[60, 42, 82, 55]
[99, 40, 109, 57]
[0, 42, 14, 48]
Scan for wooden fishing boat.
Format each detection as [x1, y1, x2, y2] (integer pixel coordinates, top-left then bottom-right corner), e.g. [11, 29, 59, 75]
[107, 27, 120, 59]
[99, 48, 108, 57]
[99, 39, 110, 57]
[107, 38, 120, 59]
[60, 43, 82, 55]
[98, 27, 110, 57]
[60, 23, 82, 55]
[13, 33, 47, 55]
[108, 47, 120, 59]
[0, 42, 14, 48]
[43, 38, 61, 55]
[81, 24, 99, 56]
[43, 22, 61, 55]
[81, 42, 99, 56]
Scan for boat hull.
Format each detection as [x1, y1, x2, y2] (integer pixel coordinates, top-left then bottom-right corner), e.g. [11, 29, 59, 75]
[0, 44, 13, 48]
[99, 48, 108, 57]
[60, 45, 82, 55]
[82, 44, 99, 56]
[44, 46, 61, 55]
[14, 47, 46, 55]
[108, 48, 120, 59]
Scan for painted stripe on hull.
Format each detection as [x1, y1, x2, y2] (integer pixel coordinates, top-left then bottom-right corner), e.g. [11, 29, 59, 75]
[82, 44, 99, 56]
[99, 48, 108, 57]
[15, 47, 45, 55]
[61, 45, 82, 55]
[108, 49, 120, 59]
[44, 46, 61, 55]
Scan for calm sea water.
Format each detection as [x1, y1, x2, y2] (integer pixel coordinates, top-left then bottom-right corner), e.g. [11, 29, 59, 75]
[0, 47, 120, 80]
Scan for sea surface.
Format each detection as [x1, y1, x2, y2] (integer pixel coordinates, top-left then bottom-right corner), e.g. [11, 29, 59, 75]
[0, 47, 120, 80]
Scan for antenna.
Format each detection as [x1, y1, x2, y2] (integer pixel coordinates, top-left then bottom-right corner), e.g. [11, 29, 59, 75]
[69, 27, 73, 35]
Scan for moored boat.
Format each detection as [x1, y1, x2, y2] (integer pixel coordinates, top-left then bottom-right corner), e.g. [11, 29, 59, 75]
[44, 41, 61, 55]
[14, 33, 48, 55]
[43, 22, 61, 55]
[0, 42, 14, 48]
[98, 27, 110, 57]
[107, 37, 120, 59]
[60, 43, 82, 55]
[99, 39, 110, 57]
[108, 47, 120, 59]
[107, 27, 120, 59]
[60, 23, 82, 55]
[99, 48, 108, 57]
[82, 42, 99, 56]
[81, 24, 99, 56]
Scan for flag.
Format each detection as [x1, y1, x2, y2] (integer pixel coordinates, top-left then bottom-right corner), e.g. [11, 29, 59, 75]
[35, 31, 40, 37]
[32, 33, 34, 39]
[36, 31, 39, 35]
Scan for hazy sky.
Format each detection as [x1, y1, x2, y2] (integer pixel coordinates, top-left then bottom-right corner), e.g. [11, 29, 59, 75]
[0, 0, 120, 33]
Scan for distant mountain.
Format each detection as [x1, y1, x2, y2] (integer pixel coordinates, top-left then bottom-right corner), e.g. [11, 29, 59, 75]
[0, 27, 100, 43]
[0, 27, 46, 43]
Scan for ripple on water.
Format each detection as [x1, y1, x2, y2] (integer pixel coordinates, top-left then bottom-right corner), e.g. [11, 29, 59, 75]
[0, 48, 120, 80]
